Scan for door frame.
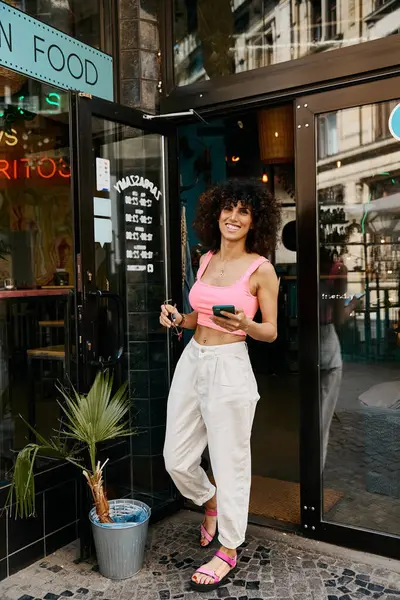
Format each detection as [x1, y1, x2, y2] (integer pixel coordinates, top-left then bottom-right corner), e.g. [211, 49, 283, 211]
[69, 92, 180, 386]
[161, 73, 400, 557]
[68, 92, 183, 556]
[296, 77, 400, 559]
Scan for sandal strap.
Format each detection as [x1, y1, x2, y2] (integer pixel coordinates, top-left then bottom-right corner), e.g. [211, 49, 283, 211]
[205, 508, 217, 517]
[215, 550, 237, 568]
[200, 522, 214, 543]
[194, 567, 220, 583]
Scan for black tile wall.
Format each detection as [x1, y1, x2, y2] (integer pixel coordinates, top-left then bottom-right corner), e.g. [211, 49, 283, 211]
[150, 369, 168, 398]
[150, 426, 166, 455]
[0, 504, 6, 561]
[34, 463, 77, 494]
[131, 427, 151, 455]
[8, 493, 44, 554]
[132, 455, 152, 493]
[148, 313, 165, 340]
[9, 540, 45, 576]
[44, 480, 77, 535]
[45, 522, 77, 556]
[149, 341, 167, 368]
[105, 456, 132, 500]
[0, 558, 7, 580]
[99, 440, 130, 464]
[132, 398, 150, 427]
[151, 455, 173, 496]
[149, 397, 167, 427]
[129, 313, 148, 341]
[130, 370, 149, 397]
[0, 463, 83, 581]
[129, 342, 149, 369]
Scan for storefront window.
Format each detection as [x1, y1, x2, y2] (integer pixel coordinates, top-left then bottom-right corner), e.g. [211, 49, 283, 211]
[0, 69, 74, 483]
[5, 0, 111, 54]
[174, 0, 400, 86]
[317, 98, 400, 535]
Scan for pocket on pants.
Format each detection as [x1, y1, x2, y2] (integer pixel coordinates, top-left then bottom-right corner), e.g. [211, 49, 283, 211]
[214, 354, 249, 388]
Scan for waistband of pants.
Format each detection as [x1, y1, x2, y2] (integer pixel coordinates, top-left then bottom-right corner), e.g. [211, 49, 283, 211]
[189, 337, 248, 357]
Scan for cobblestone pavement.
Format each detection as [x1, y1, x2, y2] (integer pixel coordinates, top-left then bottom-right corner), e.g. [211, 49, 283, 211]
[1, 510, 400, 600]
[324, 409, 400, 535]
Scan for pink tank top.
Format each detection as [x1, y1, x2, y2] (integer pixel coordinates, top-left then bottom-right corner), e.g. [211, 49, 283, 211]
[189, 251, 269, 336]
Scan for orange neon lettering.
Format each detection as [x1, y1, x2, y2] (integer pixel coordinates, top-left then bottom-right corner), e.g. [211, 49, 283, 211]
[12, 159, 17, 179]
[37, 158, 56, 179]
[58, 158, 71, 178]
[0, 160, 10, 179]
[19, 158, 30, 178]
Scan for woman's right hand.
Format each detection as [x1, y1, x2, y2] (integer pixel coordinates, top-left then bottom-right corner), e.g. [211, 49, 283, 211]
[160, 303, 182, 329]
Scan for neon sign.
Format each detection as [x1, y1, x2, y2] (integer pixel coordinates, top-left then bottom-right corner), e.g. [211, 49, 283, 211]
[0, 93, 62, 118]
[0, 129, 17, 147]
[0, 157, 70, 180]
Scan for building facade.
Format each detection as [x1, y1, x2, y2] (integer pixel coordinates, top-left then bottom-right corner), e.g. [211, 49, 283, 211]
[0, 0, 169, 579]
[165, 0, 400, 562]
[1, 0, 400, 581]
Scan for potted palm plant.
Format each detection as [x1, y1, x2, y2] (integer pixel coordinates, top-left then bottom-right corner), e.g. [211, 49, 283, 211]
[7, 370, 151, 580]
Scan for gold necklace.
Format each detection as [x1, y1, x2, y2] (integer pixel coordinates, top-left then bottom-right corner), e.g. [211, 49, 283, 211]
[219, 258, 228, 279]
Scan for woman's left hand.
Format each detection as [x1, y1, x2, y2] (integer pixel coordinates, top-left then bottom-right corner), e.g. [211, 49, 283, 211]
[211, 308, 250, 333]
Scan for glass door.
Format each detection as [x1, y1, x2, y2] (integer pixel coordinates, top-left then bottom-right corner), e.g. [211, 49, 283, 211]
[70, 93, 180, 552]
[296, 77, 400, 556]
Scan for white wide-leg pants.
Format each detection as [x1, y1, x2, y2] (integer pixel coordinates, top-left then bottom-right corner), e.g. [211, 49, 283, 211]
[163, 338, 259, 549]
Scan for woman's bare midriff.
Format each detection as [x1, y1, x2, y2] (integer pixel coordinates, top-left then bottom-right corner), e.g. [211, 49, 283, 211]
[193, 324, 246, 346]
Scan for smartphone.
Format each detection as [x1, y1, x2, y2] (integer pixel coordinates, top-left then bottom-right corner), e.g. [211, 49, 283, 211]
[212, 305, 236, 318]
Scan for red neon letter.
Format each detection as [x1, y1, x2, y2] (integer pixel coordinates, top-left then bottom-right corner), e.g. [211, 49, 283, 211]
[20, 158, 31, 178]
[58, 158, 71, 178]
[37, 157, 56, 179]
[0, 160, 10, 179]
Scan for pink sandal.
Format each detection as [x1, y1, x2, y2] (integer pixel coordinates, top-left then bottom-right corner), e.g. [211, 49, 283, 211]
[200, 508, 217, 547]
[190, 550, 237, 592]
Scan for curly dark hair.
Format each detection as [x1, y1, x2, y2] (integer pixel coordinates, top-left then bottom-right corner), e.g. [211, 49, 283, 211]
[193, 179, 281, 256]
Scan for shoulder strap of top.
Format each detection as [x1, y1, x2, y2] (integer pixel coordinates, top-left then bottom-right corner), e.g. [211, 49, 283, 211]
[241, 256, 269, 281]
[197, 251, 214, 279]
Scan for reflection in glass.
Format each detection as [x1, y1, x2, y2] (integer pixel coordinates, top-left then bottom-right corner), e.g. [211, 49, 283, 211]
[174, 0, 400, 86]
[0, 71, 74, 484]
[318, 98, 400, 534]
[7, 0, 106, 52]
[91, 119, 173, 509]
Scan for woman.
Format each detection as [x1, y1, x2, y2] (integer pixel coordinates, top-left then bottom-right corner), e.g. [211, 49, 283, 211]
[160, 180, 280, 592]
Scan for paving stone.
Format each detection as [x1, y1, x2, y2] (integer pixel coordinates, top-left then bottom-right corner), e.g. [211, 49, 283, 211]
[1, 511, 400, 600]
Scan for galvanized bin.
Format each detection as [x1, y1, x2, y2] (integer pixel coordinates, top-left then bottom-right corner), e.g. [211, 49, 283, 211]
[89, 499, 151, 580]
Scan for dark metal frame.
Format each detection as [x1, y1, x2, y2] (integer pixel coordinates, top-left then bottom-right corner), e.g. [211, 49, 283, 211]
[158, 5, 400, 558]
[160, 14, 400, 117]
[296, 78, 400, 560]
[69, 92, 182, 557]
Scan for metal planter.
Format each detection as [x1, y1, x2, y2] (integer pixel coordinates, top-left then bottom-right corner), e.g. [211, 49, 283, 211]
[89, 499, 151, 580]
